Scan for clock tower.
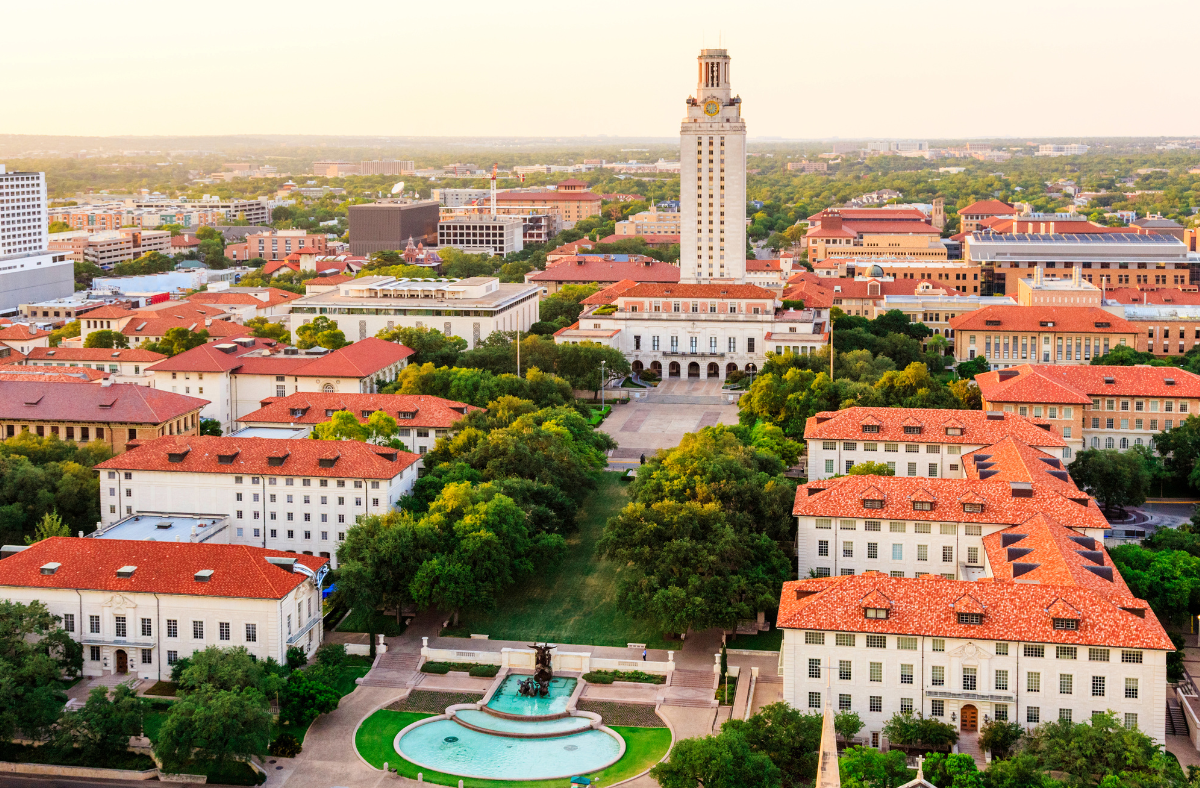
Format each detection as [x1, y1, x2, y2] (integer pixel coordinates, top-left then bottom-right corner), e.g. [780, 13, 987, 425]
[680, 48, 747, 284]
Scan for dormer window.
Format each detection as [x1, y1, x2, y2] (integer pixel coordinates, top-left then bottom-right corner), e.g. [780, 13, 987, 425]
[903, 426, 922, 435]
[861, 424, 880, 433]
[912, 501, 933, 511]
[864, 608, 889, 620]
[398, 411, 417, 419]
[290, 408, 306, 418]
[1053, 618, 1079, 631]
[863, 498, 885, 510]
[945, 427, 962, 436]
[963, 502, 984, 513]
[957, 613, 983, 625]
[361, 410, 372, 418]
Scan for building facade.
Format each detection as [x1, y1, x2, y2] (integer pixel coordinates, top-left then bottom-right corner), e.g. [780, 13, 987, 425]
[680, 49, 747, 283]
[22, 347, 166, 385]
[0, 537, 328, 679]
[348, 201, 440, 256]
[0, 166, 73, 313]
[950, 306, 1141, 369]
[437, 215, 525, 256]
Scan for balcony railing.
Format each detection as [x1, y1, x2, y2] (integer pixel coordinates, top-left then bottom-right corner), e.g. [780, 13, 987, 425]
[660, 350, 727, 358]
[287, 614, 322, 645]
[925, 689, 1014, 702]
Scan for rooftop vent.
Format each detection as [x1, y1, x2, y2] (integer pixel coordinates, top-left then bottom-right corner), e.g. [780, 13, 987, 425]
[318, 456, 339, 468]
[807, 485, 826, 496]
[45, 350, 55, 356]
[24, 395, 44, 406]
[0, 545, 28, 559]
[155, 522, 173, 530]
[375, 450, 398, 462]
[1069, 535, 1097, 550]
[1001, 533, 1027, 548]
[1094, 321, 1111, 328]
[116, 565, 136, 578]
[795, 589, 818, 601]
[194, 569, 213, 582]
[1165, 378, 1176, 386]
[996, 370, 1019, 382]
[267, 452, 290, 467]
[985, 319, 1001, 326]
[1011, 562, 1040, 578]
[1103, 376, 1115, 384]
[1121, 606, 1146, 618]
[1049, 470, 1071, 482]
[973, 454, 992, 464]
[1039, 457, 1063, 469]
[265, 556, 297, 571]
[1076, 550, 1104, 566]
[214, 343, 238, 354]
[167, 448, 191, 463]
[1039, 321, 1054, 327]
[1007, 547, 1033, 562]
[978, 470, 998, 479]
[217, 451, 239, 465]
[1010, 482, 1034, 498]
[1069, 495, 1090, 506]
[1083, 564, 1114, 582]
[40, 562, 61, 575]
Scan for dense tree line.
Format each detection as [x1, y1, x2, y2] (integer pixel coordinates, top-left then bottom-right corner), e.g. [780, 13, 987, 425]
[0, 434, 109, 545]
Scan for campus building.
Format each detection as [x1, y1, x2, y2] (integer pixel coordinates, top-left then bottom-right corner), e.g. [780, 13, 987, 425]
[974, 364, 1200, 458]
[94, 435, 420, 565]
[0, 537, 327, 679]
[0, 165, 73, 313]
[949, 306, 1142, 369]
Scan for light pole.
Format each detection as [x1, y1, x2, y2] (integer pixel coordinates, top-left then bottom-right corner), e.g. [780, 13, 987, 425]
[600, 360, 606, 408]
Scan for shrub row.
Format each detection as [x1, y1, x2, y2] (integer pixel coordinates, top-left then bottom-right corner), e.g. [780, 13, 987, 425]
[582, 669, 666, 685]
[420, 661, 500, 677]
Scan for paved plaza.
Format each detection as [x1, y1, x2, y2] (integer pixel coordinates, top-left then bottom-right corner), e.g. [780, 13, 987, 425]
[602, 378, 742, 462]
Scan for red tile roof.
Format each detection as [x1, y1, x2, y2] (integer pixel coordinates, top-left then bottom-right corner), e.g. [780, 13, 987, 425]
[776, 573, 1170, 650]
[136, 302, 229, 320]
[949, 306, 1140, 334]
[0, 365, 108, 383]
[784, 278, 963, 308]
[240, 392, 481, 429]
[189, 288, 301, 308]
[96, 435, 419, 479]
[808, 208, 929, 223]
[528, 258, 680, 284]
[581, 280, 640, 306]
[83, 306, 139, 320]
[976, 364, 1200, 403]
[0, 381, 207, 423]
[147, 337, 412, 379]
[495, 191, 601, 202]
[0, 537, 325, 600]
[123, 317, 247, 339]
[26, 347, 167, 363]
[982, 514, 1132, 596]
[959, 199, 1015, 216]
[805, 407, 1065, 447]
[598, 234, 681, 244]
[793, 474, 1110, 532]
[547, 241, 596, 257]
[0, 324, 48, 341]
[170, 235, 201, 248]
[303, 274, 355, 286]
[281, 337, 412, 378]
[746, 259, 782, 271]
[615, 283, 776, 300]
[143, 338, 283, 373]
[263, 260, 300, 276]
[960, 436, 1077, 488]
[839, 221, 941, 236]
[1102, 287, 1200, 306]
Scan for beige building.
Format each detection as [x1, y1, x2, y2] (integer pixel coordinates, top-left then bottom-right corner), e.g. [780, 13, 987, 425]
[1016, 267, 1102, 307]
[22, 347, 166, 385]
[615, 206, 682, 236]
[48, 229, 171, 266]
[0, 381, 206, 453]
[0, 537, 328, 679]
[950, 306, 1141, 368]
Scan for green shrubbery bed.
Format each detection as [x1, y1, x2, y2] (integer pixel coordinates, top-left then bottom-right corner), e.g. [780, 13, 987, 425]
[420, 661, 500, 677]
[582, 669, 665, 685]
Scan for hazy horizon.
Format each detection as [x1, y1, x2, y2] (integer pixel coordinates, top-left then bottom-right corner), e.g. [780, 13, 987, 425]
[6, 0, 1200, 139]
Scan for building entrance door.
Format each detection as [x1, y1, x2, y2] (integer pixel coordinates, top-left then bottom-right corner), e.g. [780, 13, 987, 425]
[961, 704, 977, 732]
[115, 649, 128, 674]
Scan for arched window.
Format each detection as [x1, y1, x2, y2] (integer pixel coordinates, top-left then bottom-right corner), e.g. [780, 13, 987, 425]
[1135, 437, 1143, 446]
[1105, 437, 1114, 449]
[323, 383, 335, 393]
[1091, 437, 1099, 448]
[1119, 437, 1128, 449]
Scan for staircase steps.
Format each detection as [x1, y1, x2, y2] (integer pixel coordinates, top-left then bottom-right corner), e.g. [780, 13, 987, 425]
[661, 697, 717, 708]
[670, 669, 716, 689]
[1167, 701, 1188, 736]
[957, 732, 985, 768]
[359, 650, 422, 688]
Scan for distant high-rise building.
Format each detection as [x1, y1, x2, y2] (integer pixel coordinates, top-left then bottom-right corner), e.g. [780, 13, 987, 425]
[312, 161, 361, 177]
[0, 165, 73, 313]
[680, 48, 747, 283]
[359, 160, 415, 176]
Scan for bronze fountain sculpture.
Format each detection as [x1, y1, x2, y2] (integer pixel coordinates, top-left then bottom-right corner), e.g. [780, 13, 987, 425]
[517, 643, 554, 697]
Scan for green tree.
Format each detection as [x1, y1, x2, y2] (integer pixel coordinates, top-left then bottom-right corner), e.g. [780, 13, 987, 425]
[199, 419, 222, 436]
[295, 316, 348, 350]
[24, 510, 69, 544]
[84, 329, 129, 349]
[651, 729, 782, 788]
[956, 355, 991, 380]
[0, 600, 82, 743]
[835, 711, 864, 743]
[846, 461, 894, 476]
[838, 746, 913, 788]
[375, 325, 467, 367]
[978, 719, 1024, 760]
[920, 753, 984, 788]
[1068, 448, 1151, 515]
[278, 671, 339, 729]
[722, 703, 821, 787]
[49, 321, 81, 347]
[1019, 711, 1181, 787]
[143, 327, 210, 357]
[50, 684, 144, 765]
[175, 646, 284, 696]
[313, 410, 368, 442]
[1108, 543, 1200, 627]
[539, 284, 602, 325]
[1154, 415, 1200, 492]
[154, 687, 271, 774]
[556, 341, 631, 392]
[244, 316, 289, 344]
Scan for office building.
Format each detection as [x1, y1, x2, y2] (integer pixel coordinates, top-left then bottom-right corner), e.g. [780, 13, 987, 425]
[348, 201, 440, 256]
[437, 215, 525, 256]
[358, 160, 415, 176]
[526, 254, 679, 295]
[0, 537, 328, 679]
[615, 205, 682, 236]
[312, 161, 360, 177]
[225, 230, 327, 263]
[48, 228, 172, 267]
[0, 165, 74, 313]
[431, 188, 491, 207]
[289, 276, 540, 351]
[494, 183, 602, 230]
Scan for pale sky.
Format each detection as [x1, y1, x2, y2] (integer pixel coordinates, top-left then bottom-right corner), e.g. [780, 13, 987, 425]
[5, 0, 1200, 140]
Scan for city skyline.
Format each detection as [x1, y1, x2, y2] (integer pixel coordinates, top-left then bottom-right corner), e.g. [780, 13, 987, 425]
[5, 0, 1200, 140]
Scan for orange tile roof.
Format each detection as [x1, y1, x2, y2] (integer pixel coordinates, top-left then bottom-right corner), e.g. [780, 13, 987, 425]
[26, 347, 166, 363]
[581, 280, 639, 306]
[960, 437, 1078, 489]
[597, 234, 680, 244]
[136, 302, 229, 320]
[123, 318, 247, 339]
[804, 407, 1065, 447]
[777, 573, 1170, 650]
[495, 191, 601, 202]
[976, 364, 1200, 403]
[189, 288, 301, 308]
[793, 474, 1110, 532]
[0, 324, 48, 341]
[615, 283, 776, 300]
[982, 515, 1132, 597]
[303, 274, 354, 286]
[240, 392, 482, 429]
[746, 259, 782, 271]
[808, 208, 930, 223]
[96, 435, 419, 479]
[82, 306, 139, 319]
[528, 258, 680, 284]
[0, 365, 108, 383]
[143, 338, 283, 373]
[1102, 287, 1200, 306]
[959, 199, 1015, 216]
[0, 537, 325, 600]
[949, 306, 1140, 334]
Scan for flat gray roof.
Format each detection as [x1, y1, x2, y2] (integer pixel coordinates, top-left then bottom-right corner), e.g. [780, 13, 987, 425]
[91, 513, 229, 543]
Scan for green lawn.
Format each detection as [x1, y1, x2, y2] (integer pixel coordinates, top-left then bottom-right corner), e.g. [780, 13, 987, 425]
[726, 629, 783, 652]
[337, 607, 406, 637]
[442, 472, 678, 649]
[355, 710, 672, 788]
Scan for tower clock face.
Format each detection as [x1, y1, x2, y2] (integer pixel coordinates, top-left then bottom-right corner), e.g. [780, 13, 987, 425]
[703, 100, 720, 117]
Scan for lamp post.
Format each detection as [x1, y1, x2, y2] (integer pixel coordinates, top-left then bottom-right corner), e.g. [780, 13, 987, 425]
[600, 360, 606, 408]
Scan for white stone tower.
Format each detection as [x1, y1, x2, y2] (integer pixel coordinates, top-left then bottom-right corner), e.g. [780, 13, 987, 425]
[680, 48, 747, 284]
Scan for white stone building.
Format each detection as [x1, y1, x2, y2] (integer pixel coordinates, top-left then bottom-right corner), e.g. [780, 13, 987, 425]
[0, 537, 327, 680]
[94, 435, 420, 566]
[0, 165, 73, 313]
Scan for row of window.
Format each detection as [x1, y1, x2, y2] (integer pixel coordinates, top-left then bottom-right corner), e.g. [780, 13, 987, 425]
[802, 633, 1143, 662]
[803, 692, 1139, 729]
[1091, 417, 1174, 431]
[631, 336, 754, 353]
[234, 527, 346, 541]
[817, 540, 972, 564]
[822, 441, 963, 455]
[65, 613, 259, 643]
[108, 471, 384, 490]
[813, 520, 983, 536]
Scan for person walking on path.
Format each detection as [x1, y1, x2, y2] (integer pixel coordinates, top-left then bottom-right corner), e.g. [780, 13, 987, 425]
[642, 648, 647, 661]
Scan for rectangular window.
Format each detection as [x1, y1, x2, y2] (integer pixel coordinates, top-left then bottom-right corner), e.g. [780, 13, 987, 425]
[900, 698, 913, 714]
[900, 664, 913, 684]
[843, 542, 853, 558]
[963, 666, 978, 691]
[995, 704, 1009, 722]
[1125, 713, 1138, 729]
[167, 619, 178, 638]
[1091, 676, 1105, 697]
[809, 658, 821, 679]
[996, 643, 1009, 656]
[142, 648, 153, 665]
[1121, 650, 1143, 664]
[942, 546, 953, 562]
[141, 618, 152, 637]
[192, 620, 204, 640]
[218, 622, 230, 641]
[995, 669, 1009, 691]
[930, 700, 945, 717]
[932, 639, 945, 652]
[838, 694, 851, 711]
[63, 613, 75, 633]
[897, 637, 917, 651]
[1028, 672, 1041, 692]
[817, 540, 829, 557]
[869, 662, 882, 682]
[1025, 645, 1045, 658]
[89, 615, 100, 634]
[1125, 678, 1139, 699]
[867, 543, 878, 559]
[808, 692, 821, 709]
[917, 545, 928, 561]
[866, 635, 885, 649]
[1057, 646, 1077, 660]
[90, 645, 101, 662]
[836, 634, 855, 647]
[1028, 707, 1040, 724]
[805, 632, 825, 645]
[931, 665, 945, 686]
[870, 696, 882, 713]
[892, 544, 903, 560]
[1059, 709, 1072, 723]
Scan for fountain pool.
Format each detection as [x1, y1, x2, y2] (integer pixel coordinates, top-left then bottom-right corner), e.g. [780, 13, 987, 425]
[486, 675, 577, 717]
